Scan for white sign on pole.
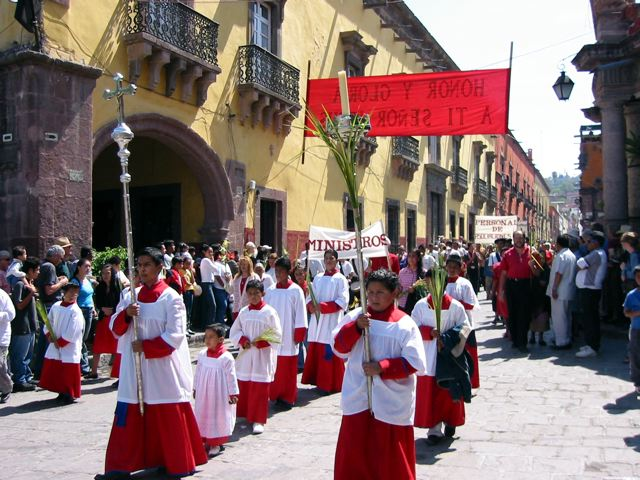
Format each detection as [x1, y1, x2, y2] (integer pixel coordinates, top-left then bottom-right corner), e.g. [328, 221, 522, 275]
[307, 220, 389, 260]
[474, 216, 518, 243]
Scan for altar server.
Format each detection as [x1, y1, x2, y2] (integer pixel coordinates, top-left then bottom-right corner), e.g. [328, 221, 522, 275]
[302, 249, 349, 393]
[230, 279, 281, 434]
[265, 257, 307, 407]
[332, 269, 426, 480]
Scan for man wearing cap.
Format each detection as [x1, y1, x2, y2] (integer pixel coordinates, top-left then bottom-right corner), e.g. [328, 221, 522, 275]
[546, 234, 576, 350]
[499, 231, 536, 353]
[575, 231, 608, 358]
[54, 236, 73, 279]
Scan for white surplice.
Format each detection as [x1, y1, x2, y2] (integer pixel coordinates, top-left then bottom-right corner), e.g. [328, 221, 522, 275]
[44, 301, 84, 363]
[307, 273, 349, 344]
[265, 282, 307, 356]
[110, 286, 193, 405]
[193, 349, 239, 439]
[445, 277, 479, 325]
[229, 304, 282, 382]
[332, 307, 427, 426]
[411, 295, 468, 376]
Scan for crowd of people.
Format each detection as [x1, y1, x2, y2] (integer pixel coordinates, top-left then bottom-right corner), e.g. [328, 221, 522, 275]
[0, 225, 638, 479]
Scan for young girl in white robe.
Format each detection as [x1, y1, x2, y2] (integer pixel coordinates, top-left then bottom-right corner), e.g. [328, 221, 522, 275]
[39, 283, 84, 404]
[194, 324, 239, 457]
[230, 279, 281, 435]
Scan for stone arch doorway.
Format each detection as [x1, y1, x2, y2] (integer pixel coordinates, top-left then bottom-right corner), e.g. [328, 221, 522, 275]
[92, 113, 233, 249]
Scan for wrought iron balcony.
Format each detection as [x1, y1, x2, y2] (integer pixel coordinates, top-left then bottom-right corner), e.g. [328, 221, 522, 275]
[489, 186, 498, 204]
[450, 165, 468, 200]
[391, 137, 420, 181]
[124, 0, 221, 105]
[473, 178, 488, 208]
[237, 44, 301, 135]
[475, 178, 489, 198]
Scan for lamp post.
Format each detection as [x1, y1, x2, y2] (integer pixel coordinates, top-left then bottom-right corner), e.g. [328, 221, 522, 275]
[553, 71, 575, 101]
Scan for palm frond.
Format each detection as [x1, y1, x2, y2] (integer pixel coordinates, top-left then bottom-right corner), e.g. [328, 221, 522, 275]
[305, 108, 371, 229]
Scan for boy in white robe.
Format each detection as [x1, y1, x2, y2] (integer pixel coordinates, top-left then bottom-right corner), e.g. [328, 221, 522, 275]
[302, 248, 349, 393]
[332, 269, 426, 480]
[412, 287, 469, 445]
[194, 324, 239, 457]
[444, 254, 481, 388]
[39, 282, 84, 404]
[97, 247, 207, 480]
[230, 279, 281, 434]
[265, 257, 307, 407]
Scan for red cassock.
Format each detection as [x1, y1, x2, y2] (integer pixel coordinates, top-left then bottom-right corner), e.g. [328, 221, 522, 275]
[335, 411, 416, 480]
[40, 360, 82, 398]
[103, 281, 207, 476]
[92, 314, 118, 355]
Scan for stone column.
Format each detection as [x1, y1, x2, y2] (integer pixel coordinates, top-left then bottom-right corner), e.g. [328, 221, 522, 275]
[624, 100, 640, 230]
[0, 51, 101, 256]
[600, 100, 629, 231]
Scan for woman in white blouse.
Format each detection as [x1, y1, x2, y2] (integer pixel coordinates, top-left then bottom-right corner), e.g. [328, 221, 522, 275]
[231, 256, 260, 320]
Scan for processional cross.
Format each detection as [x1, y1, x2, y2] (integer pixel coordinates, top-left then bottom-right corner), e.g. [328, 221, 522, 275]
[103, 73, 145, 415]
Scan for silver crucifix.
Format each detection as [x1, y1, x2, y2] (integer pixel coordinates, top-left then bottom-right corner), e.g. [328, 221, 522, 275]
[103, 73, 137, 125]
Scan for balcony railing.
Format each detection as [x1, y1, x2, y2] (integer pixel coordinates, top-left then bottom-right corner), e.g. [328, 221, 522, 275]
[126, 0, 219, 67]
[392, 137, 420, 180]
[238, 45, 300, 106]
[453, 166, 468, 189]
[490, 186, 498, 202]
[475, 178, 488, 198]
[392, 137, 420, 165]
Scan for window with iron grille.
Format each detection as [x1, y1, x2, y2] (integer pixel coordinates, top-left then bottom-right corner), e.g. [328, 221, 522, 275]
[386, 200, 400, 246]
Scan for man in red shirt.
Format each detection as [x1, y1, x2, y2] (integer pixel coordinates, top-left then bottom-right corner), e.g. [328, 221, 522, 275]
[499, 231, 538, 353]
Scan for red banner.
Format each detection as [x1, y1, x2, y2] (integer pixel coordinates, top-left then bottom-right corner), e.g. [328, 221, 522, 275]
[305, 69, 510, 137]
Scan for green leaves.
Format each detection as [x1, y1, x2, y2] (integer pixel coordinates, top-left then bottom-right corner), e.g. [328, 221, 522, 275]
[36, 299, 58, 347]
[425, 265, 448, 332]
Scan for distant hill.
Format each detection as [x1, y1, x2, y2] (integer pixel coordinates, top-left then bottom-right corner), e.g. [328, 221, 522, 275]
[545, 172, 579, 198]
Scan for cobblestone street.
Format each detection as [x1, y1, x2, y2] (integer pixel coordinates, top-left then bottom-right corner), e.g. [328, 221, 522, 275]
[2, 299, 639, 479]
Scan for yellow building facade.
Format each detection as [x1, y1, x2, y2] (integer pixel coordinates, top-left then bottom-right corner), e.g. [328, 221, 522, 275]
[0, 0, 498, 256]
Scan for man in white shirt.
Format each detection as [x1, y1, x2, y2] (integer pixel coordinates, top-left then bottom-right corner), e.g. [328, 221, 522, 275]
[575, 231, 607, 358]
[546, 234, 576, 350]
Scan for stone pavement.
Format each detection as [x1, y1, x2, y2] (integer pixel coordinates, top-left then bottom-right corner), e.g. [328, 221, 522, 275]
[1, 299, 639, 479]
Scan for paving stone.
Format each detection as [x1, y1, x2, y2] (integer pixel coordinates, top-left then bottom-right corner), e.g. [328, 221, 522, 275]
[1, 298, 639, 478]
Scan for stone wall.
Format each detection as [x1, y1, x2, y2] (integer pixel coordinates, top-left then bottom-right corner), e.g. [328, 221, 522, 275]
[0, 49, 101, 256]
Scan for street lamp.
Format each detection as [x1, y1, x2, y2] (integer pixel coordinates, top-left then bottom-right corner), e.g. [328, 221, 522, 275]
[553, 71, 575, 101]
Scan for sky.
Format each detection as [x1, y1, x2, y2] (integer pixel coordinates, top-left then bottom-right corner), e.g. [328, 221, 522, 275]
[404, 0, 597, 178]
